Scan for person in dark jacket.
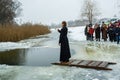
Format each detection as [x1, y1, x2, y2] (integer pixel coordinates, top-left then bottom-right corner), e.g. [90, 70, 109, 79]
[58, 21, 71, 63]
[115, 23, 120, 44]
[107, 23, 114, 42]
[94, 23, 101, 41]
[84, 25, 89, 40]
[113, 22, 117, 42]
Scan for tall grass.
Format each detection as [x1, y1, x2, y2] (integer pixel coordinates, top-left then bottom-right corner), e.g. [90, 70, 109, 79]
[0, 23, 50, 42]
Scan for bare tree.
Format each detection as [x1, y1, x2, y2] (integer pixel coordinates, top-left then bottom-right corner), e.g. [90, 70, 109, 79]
[0, 0, 22, 25]
[81, 0, 100, 24]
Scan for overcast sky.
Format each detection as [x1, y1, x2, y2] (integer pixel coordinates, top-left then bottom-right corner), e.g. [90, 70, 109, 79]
[18, 0, 119, 25]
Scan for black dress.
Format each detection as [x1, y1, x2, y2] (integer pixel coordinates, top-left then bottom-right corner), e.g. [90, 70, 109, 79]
[58, 27, 71, 62]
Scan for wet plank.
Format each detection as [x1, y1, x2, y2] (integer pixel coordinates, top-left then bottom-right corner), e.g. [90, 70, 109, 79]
[88, 61, 102, 67]
[77, 60, 84, 65]
[52, 60, 116, 70]
[71, 60, 83, 64]
[69, 60, 76, 64]
[98, 62, 108, 68]
[79, 60, 92, 66]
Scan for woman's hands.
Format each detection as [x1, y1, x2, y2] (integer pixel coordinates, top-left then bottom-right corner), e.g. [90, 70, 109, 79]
[59, 43, 61, 46]
[58, 28, 61, 46]
[58, 29, 61, 33]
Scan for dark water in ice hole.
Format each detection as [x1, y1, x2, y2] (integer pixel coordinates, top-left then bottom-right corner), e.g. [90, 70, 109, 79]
[0, 48, 75, 66]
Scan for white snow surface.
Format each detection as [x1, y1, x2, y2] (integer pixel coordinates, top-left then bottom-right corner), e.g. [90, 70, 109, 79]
[0, 42, 30, 51]
[68, 26, 86, 41]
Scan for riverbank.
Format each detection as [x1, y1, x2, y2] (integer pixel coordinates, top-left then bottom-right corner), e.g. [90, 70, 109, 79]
[0, 24, 50, 42]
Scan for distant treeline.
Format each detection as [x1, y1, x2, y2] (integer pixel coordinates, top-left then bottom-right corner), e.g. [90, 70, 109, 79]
[67, 20, 89, 27]
[50, 19, 97, 28]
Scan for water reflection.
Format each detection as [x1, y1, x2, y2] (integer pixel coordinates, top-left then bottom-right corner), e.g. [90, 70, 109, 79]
[0, 49, 26, 65]
[0, 48, 75, 66]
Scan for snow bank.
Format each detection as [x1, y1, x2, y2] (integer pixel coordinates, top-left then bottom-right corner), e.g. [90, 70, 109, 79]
[0, 34, 50, 51]
[0, 42, 31, 51]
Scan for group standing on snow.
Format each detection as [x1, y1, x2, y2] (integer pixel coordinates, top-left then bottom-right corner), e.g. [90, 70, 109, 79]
[85, 21, 120, 44]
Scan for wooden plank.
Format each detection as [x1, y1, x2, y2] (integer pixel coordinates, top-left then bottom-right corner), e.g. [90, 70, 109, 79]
[88, 61, 102, 67]
[75, 65, 112, 70]
[70, 59, 116, 64]
[77, 60, 84, 65]
[69, 60, 76, 64]
[52, 63, 70, 66]
[98, 62, 108, 68]
[52, 59, 116, 70]
[98, 60, 116, 64]
[108, 62, 117, 64]
[78, 60, 92, 66]
[86, 61, 93, 66]
[71, 60, 83, 64]
[52, 62, 112, 70]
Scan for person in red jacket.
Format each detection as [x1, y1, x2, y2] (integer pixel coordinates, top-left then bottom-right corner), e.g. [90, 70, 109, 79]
[88, 24, 94, 41]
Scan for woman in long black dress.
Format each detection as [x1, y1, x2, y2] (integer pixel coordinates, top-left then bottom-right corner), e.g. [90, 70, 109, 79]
[58, 21, 71, 63]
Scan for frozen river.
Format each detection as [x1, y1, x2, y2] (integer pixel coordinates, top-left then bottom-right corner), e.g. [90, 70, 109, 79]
[0, 26, 120, 80]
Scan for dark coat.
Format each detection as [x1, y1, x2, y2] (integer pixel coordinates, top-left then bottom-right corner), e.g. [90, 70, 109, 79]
[107, 26, 115, 42]
[101, 26, 108, 39]
[84, 26, 88, 36]
[115, 27, 120, 36]
[84, 26, 90, 40]
[107, 26, 114, 35]
[58, 27, 71, 62]
[115, 27, 120, 44]
[95, 26, 101, 39]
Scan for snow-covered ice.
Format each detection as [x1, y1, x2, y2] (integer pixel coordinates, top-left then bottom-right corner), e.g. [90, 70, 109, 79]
[0, 42, 31, 52]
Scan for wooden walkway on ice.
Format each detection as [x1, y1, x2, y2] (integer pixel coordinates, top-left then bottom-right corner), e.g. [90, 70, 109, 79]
[52, 60, 116, 70]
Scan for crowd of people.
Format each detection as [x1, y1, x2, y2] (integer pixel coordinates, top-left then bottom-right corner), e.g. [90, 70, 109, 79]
[84, 21, 120, 44]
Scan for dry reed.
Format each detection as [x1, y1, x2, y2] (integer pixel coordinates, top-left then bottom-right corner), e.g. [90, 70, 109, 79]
[0, 23, 50, 42]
